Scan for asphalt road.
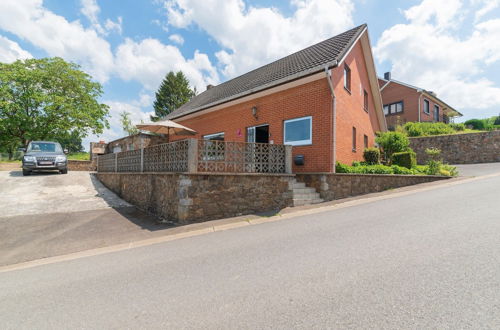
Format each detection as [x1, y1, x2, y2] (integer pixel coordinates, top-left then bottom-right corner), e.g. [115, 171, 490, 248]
[1, 164, 500, 329]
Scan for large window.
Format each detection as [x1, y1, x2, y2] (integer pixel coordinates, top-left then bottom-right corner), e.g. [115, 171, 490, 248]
[203, 132, 225, 141]
[352, 127, 357, 152]
[423, 99, 430, 114]
[383, 101, 404, 115]
[284, 116, 312, 146]
[344, 64, 351, 92]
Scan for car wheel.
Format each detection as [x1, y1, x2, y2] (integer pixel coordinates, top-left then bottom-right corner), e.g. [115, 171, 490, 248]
[60, 169, 68, 174]
[22, 170, 31, 176]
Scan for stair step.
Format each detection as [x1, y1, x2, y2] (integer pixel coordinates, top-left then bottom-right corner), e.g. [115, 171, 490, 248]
[293, 192, 320, 199]
[292, 187, 316, 194]
[292, 182, 306, 189]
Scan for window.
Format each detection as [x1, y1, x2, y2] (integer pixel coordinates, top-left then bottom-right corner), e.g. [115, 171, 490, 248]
[434, 105, 440, 122]
[364, 134, 368, 149]
[203, 132, 225, 141]
[423, 99, 430, 114]
[284, 116, 312, 146]
[352, 127, 357, 152]
[344, 64, 351, 92]
[383, 101, 404, 115]
[363, 90, 369, 112]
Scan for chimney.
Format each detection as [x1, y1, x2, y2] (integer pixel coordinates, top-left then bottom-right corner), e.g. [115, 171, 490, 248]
[206, 84, 214, 90]
[384, 72, 391, 80]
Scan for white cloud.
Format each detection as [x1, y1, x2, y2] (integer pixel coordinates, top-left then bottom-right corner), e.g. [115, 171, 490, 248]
[0, 35, 32, 63]
[105, 17, 123, 34]
[473, 0, 500, 22]
[80, 0, 104, 34]
[164, 0, 355, 78]
[374, 0, 500, 115]
[115, 38, 219, 91]
[169, 34, 184, 45]
[81, 0, 122, 35]
[0, 0, 114, 83]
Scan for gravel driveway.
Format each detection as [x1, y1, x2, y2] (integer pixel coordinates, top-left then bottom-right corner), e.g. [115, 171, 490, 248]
[0, 171, 172, 266]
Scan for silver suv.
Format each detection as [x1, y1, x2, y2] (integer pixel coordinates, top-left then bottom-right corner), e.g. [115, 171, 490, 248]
[22, 141, 68, 176]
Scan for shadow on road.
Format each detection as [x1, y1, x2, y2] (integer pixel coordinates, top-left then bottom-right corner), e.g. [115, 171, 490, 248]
[9, 170, 60, 177]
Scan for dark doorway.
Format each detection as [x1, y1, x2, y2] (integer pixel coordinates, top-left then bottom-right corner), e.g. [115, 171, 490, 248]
[255, 125, 269, 143]
[247, 125, 269, 143]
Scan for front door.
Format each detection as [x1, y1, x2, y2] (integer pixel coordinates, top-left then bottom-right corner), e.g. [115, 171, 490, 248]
[247, 125, 269, 143]
[246, 125, 270, 172]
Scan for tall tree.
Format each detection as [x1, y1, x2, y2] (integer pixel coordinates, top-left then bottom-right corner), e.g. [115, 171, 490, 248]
[55, 130, 84, 153]
[0, 57, 109, 148]
[119, 111, 139, 136]
[151, 71, 195, 121]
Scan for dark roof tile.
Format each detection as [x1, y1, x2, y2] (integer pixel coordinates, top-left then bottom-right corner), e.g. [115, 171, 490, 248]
[167, 24, 367, 119]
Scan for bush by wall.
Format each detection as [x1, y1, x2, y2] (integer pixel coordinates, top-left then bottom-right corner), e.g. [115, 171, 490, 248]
[403, 122, 458, 137]
[391, 151, 416, 169]
[375, 131, 410, 161]
[363, 147, 380, 165]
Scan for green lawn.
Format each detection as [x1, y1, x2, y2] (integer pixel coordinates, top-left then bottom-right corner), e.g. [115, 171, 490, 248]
[67, 152, 90, 160]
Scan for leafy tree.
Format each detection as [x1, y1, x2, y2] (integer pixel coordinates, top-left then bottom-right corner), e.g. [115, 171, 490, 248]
[494, 114, 500, 125]
[151, 71, 195, 121]
[0, 57, 109, 148]
[120, 111, 139, 136]
[55, 130, 84, 153]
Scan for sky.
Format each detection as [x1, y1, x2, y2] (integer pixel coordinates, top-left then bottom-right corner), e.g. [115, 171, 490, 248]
[1, 0, 500, 150]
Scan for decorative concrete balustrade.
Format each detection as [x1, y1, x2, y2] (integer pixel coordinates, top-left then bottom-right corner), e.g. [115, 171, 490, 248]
[97, 139, 293, 174]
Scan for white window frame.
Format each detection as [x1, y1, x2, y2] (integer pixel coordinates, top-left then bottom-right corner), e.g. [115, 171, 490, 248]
[203, 132, 225, 140]
[283, 116, 312, 146]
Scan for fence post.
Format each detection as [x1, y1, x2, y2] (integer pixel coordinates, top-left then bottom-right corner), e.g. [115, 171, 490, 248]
[187, 139, 198, 173]
[285, 145, 293, 174]
[115, 153, 118, 173]
[140, 148, 144, 172]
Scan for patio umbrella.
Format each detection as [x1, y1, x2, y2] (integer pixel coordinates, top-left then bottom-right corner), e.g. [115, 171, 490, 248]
[136, 119, 197, 142]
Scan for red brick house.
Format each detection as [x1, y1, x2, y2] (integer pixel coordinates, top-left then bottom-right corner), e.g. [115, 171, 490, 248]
[167, 24, 387, 172]
[378, 72, 462, 130]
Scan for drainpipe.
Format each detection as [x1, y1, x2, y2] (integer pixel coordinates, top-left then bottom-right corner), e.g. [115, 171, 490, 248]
[417, 89, 423, 122]
[325, 64, 337, 173]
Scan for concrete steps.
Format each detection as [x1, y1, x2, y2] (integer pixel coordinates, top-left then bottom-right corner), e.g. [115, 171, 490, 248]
[290, 179, 324, 207]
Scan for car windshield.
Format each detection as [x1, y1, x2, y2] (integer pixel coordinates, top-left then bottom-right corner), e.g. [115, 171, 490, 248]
[28, 142, 62, 153]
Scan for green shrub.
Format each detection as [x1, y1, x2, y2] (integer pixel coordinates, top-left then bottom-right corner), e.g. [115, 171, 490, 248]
[425, 148, 441, 161]
[336, 161, 352, 173]
[449, 123, 465, 131]
[375, 131, 410, 162]
[360, 165, 394, 174]
[440, 164, 458, 177]
[404, 122, 424, 137]
[391, 151, 416, 169]
[403, 122, 455, 136]
[391, 165, 414, 175]
[363, 147, 380, 165]
[464, 119, 486, 130]
[351, 161, 362, 167]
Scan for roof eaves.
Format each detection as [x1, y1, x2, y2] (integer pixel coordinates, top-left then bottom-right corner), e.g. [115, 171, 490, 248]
[168, 60, 339, 120]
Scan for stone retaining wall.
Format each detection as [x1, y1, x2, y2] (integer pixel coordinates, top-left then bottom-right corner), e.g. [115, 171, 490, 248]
[96, 172, 294, 224]
[296, 173, 449, 201]
[409, 131, 500, 164]
[68, 160, 96, 171]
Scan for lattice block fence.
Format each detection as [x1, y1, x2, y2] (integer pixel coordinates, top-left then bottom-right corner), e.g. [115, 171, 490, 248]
[97, 139, 291, 174]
